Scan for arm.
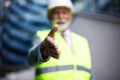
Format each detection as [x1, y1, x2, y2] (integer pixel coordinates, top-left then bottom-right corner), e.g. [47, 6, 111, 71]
[27, 36, 50, 66]
[28, 26, 60, 66]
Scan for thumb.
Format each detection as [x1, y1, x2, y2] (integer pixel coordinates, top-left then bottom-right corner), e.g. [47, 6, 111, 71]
[48, 25, 58, 38]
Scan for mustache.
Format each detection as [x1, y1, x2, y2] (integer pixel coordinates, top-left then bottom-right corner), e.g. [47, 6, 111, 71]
[55, 19, 68, 24]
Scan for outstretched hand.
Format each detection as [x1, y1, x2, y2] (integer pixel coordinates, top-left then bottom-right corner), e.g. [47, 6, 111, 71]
[40, 25, 60, 59]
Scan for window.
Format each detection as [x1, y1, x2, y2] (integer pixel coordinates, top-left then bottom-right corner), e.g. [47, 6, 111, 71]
[72, 0, 120, 17]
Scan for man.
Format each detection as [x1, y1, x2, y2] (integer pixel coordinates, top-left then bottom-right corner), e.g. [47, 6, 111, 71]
[28, 0, 94, 80]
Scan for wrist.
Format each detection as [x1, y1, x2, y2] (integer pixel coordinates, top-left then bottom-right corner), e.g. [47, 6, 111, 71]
[40, 43, 50, 61]
[41, 52, 49, 60]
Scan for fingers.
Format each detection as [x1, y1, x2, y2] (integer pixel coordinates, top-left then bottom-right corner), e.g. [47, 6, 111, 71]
[44, 36, 60, 59]
[45, 36, 58, 49]
[48, 24, 58, 38]
[50, 48, 60, 59]
[40, 40, 60, 59]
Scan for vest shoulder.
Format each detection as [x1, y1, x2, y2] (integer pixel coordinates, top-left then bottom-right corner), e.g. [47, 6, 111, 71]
[36, 30, 50, 36]
[37, 29, 50, 34]
[36, 30, 51, 40]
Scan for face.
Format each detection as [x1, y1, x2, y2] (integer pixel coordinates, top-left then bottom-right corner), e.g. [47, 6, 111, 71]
[50, 7, 73, 31]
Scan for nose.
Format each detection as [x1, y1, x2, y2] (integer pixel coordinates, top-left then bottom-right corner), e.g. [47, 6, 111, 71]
[58, 13, 64, 19]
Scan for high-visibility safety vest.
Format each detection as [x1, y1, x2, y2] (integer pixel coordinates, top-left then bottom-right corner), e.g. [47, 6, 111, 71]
[36, 30, 92, 80]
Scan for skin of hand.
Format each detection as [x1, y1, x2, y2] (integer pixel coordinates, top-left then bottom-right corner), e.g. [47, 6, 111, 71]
[40, 25, 61, 59]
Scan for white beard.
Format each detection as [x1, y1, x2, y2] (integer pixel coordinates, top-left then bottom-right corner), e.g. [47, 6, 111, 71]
[52, 19, 71, 32]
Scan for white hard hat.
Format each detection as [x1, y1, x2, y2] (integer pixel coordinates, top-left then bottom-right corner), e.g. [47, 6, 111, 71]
[47, 0, 73, 18]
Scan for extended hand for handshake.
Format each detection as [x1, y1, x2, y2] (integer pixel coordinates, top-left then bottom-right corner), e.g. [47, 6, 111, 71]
[40, 25, 61, 59]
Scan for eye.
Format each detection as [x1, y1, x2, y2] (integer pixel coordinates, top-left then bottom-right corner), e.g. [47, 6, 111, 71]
[53, 10, 60, 15]
[62, 10, 69, 15]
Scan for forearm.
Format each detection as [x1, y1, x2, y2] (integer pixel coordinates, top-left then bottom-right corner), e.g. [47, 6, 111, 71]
[28, 44, 41, 66]
[27, 37, 50, 66]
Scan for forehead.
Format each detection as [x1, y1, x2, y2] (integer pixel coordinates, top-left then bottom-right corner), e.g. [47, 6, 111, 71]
[53, 7, 71, 12]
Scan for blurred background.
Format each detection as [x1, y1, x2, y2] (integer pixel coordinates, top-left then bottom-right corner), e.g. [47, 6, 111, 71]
[0, 0, 120, 80]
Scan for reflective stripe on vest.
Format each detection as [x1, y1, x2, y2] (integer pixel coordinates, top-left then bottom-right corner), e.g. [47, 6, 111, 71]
[36, 65, 91, 75]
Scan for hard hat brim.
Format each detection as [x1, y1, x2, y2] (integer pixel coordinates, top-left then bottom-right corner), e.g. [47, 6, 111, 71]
[47, 6, 72, 20]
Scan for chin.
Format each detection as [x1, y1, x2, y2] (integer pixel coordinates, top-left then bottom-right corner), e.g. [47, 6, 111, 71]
[57, 27, 68, 32]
